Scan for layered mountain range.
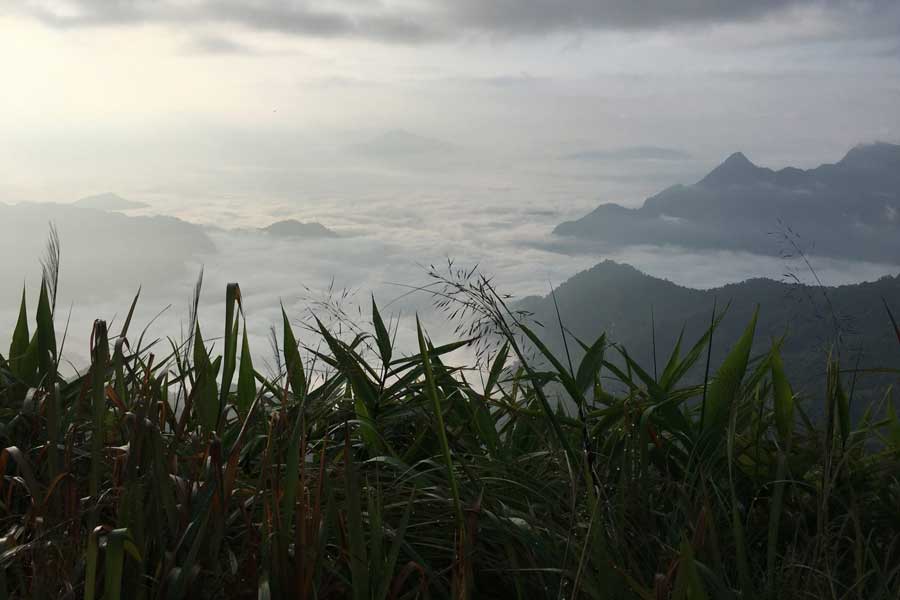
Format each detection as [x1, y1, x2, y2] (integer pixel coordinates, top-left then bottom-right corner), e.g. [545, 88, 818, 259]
[554, 142, 900, 263]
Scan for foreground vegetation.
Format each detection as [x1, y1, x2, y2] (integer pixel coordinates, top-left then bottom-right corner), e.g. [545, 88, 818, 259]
[1, 255, 899, 599]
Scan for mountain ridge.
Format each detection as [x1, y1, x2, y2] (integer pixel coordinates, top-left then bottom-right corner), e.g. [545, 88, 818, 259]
[517, 259, 900, 414]
[260, 219, 338, 238]
[554, 142, 900, 263]
[74, 192, 148, 211]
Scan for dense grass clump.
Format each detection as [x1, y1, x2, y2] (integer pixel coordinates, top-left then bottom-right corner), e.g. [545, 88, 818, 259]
[1, 258, 899, 599]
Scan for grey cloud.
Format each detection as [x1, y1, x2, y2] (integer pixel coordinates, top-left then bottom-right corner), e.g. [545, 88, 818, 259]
[206, 3, 437, 42]
[21, 0, 442, 42]
[16, 0, 900, 43]
[182, 34, 255, 55]
[22, 0, 156, 28]
[450, 0, 803, 34]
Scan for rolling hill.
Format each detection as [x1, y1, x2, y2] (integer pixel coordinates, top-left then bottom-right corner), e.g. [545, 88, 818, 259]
[517, 260, 900, 414]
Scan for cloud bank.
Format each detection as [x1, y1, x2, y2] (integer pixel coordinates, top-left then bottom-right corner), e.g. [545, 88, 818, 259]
[14, 0, 900, 44]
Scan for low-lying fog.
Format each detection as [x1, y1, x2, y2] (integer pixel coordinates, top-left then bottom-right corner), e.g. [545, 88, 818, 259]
[2, 145, 898, 371]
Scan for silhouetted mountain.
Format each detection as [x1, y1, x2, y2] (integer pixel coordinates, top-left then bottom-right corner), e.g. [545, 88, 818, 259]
[518, 260, 900, 415]
[74, 193, 148, 211]
[698, 151, 765, 187]
[838, 142, 900, 171]
[260, 219, 337, 238]
[554, 142, 900, 263]
[0, 202, 214, 304]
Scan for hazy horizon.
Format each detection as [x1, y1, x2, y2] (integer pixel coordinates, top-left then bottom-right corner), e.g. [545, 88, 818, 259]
[4, 1, 899, 206]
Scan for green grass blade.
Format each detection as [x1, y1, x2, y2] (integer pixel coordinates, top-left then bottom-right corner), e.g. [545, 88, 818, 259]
[282, 306, 307, 403]
[658, 327, 684, 390]
[89, 320, 109, 498]
[192, 323, 220, 434]
[218, 283, 241, 428]
[727, 409, 753, 597]
[887, 401, 900, 449]
[372, 295, 393, 367]
[83, 526, 102, 600]
[344, 437, 370, 600]
[575, 334, 606, 395]
[35, 279, 56, 377]
[703, 307, 758, 434]
[834, 367, 850, 447]
[519, 322, 583, 403]
[417, 317, 464, 531]
[770, 344, 794, 448]
[104, 528, 137, 600]
[8, 287, 30, 380]
[236, 327, 256, 417]
[280, 402, 305, 561]
[118, 286, 141, 339]
[484, 342, 509, 399]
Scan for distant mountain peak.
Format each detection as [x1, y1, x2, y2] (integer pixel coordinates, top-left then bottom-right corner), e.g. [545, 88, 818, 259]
[554, 140, 900, 264]
[699, 151, 767, 187]
[74, 193, 149, 211]
[724, 151, 753, 165]
[261, 219, 337, 238]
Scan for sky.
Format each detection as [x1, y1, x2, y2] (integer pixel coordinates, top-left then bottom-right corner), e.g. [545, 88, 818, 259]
[2, 0, 900, 367]
[2, 0, 900, 196]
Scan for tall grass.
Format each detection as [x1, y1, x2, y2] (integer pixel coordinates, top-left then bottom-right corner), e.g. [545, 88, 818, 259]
[0, 254, 899, 599]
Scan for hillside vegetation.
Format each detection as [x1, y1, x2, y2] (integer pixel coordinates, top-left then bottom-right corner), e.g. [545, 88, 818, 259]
[1, 255, 899, 599]
[518, 260, 900, 412]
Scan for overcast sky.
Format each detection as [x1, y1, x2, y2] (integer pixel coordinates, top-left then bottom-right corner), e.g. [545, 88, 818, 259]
[0, 1, 898, 205]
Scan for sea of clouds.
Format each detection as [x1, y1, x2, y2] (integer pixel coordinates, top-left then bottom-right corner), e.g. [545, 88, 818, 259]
[2, 146, 897, 373]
